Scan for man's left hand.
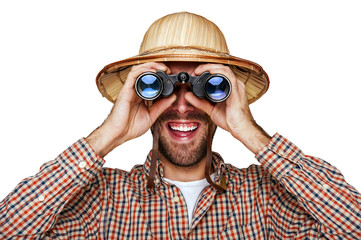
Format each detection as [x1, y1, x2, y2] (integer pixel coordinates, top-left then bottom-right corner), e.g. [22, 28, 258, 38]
[185, 64, 271, 154]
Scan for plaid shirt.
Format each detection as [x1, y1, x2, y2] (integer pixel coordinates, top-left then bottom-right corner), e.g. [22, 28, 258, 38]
[1, 133, 360, 239]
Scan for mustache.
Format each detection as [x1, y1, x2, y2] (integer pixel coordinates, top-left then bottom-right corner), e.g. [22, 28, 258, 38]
[156, 111, 209, 123]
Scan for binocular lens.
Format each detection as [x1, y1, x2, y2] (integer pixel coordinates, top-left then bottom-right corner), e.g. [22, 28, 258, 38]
[136, 74, 162, 99]
[205, 76, 230, 101]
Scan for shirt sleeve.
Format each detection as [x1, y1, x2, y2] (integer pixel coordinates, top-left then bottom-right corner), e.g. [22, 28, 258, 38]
[256, 133, 361, 239]
[0, 138, 105, 239]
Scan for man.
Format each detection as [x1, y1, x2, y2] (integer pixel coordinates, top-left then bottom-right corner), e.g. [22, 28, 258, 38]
[1, 12, 360, 239]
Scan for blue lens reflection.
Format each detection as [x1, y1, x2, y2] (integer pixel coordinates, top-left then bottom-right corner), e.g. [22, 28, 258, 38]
[205, 76, 229, 100]
[138, 75, 161, 99]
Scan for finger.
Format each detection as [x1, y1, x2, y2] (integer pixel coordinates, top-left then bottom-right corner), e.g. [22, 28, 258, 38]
[131, 62, 170, 73]
[237, 80, 250, 105]
[194, 63, 230, 75]
[123, 62, 171, 90]
[194, 63, 238, 89]
[148, 94, 177, 124]
[184, 92, 215, 117]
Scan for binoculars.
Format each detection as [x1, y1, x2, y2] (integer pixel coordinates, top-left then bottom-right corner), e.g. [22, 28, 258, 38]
[135, 70, 231, 102]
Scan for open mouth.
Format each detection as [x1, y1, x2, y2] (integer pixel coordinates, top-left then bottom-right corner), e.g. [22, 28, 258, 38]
[167, 122, 200, 139]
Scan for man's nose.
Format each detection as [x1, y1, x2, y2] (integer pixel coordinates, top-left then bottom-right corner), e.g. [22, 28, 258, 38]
[171, 85, 194, 114]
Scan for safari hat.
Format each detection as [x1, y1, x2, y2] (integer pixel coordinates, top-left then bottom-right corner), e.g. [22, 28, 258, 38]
[96, 12, 269, 103]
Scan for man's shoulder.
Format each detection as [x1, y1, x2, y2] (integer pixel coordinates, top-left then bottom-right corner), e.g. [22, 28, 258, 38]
[225, 163, 275, 188]
[94, 164, 147, 188]
[100, 164, 144, 179]
[226, 162, 268, 176]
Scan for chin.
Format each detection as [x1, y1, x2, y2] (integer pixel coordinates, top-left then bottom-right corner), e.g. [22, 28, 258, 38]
[158, 135, 207, 168]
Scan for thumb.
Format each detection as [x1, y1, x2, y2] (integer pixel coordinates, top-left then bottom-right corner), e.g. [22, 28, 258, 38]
[148, 95, 177, 123]
[184, 92, 214, 117]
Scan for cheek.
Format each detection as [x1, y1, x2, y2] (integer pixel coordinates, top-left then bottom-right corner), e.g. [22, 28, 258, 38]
[157, 121, 170, 137]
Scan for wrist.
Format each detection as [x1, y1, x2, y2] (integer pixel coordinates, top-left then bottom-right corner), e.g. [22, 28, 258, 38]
[234, 123, 271, 155]
[86, 125, 123, 157]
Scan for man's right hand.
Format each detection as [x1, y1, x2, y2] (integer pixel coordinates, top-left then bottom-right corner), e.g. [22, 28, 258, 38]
[86, 62, 176, 157]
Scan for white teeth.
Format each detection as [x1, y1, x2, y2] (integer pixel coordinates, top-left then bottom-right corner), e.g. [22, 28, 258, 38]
[170, 125, 198, 132]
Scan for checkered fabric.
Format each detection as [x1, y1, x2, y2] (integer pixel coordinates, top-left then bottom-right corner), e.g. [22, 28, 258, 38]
[1, 133, 360, 239]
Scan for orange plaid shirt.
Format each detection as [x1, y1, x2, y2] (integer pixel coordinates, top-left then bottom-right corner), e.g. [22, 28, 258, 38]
[1, 133, 360, 239]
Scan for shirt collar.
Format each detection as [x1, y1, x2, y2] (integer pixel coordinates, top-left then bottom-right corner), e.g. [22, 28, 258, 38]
[143, 151, 228, 189]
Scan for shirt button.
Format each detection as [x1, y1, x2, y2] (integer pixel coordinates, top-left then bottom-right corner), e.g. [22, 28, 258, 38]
[38, 195, 45, 202]
[173, 196, 180, 203]
[79, 161, 86, 168]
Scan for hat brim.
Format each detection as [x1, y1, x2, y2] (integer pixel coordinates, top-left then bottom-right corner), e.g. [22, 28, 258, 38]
[96, 47, 269, 104]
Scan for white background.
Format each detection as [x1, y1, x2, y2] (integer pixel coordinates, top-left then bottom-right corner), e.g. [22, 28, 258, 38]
[0, 0, 360, 200]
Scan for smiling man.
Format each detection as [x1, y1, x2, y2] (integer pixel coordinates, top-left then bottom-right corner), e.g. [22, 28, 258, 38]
[1, 12, 361, 239]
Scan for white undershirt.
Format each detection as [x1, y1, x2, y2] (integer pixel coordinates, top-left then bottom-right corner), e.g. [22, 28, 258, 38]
[164, 174, 215, 227]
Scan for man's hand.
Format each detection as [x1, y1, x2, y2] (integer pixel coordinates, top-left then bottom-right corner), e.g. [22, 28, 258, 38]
[86, 62, 176, 157]
[185, 63, 271, 154]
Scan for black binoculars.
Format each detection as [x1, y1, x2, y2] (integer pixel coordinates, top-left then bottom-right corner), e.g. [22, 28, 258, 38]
[135, 70, 231, 102]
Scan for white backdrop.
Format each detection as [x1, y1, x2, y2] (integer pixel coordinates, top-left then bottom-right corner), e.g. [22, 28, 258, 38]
[0, 0, 360, 200]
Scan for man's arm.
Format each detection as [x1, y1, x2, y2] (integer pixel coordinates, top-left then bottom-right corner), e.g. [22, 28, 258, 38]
[0, 62, 176, 238]
[85, 62, 176, 157]
[0, 139, 105, 238]
[257, 133, 361, 238]
[187, 63, 361, 238]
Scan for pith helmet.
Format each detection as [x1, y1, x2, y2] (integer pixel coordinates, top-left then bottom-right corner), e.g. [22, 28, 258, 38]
[96, 12, 269, 103]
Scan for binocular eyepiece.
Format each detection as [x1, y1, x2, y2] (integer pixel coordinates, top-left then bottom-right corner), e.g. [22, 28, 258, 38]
[135, 70, 231, 102]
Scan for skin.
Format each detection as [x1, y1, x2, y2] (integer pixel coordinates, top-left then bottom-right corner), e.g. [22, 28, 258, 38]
[86, 61, 271, 181]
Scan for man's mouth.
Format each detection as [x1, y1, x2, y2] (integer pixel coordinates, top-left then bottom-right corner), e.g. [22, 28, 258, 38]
[167, 122, 200, 139]
[168, 122, 198, 132]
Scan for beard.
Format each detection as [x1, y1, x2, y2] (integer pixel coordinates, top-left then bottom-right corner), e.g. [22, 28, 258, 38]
[158, 127, 208, 168]
[154, 110, 213, 168]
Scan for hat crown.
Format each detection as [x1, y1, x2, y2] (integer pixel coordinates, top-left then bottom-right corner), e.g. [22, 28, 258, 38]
[139, 12, 230, 54]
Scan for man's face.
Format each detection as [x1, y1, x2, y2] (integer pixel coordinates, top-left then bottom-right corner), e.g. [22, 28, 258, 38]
[153, 62, 216, 168]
